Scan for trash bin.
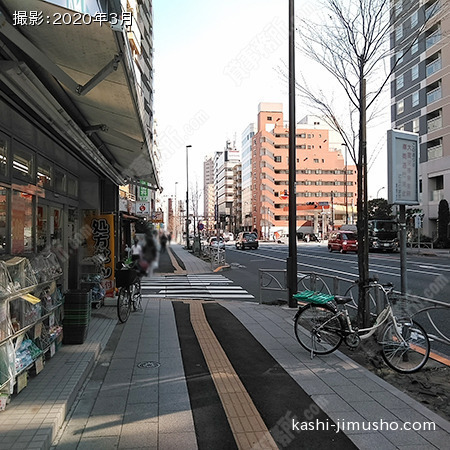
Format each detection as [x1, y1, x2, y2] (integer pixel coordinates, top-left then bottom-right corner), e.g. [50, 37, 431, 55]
[63, 289, 91, 344]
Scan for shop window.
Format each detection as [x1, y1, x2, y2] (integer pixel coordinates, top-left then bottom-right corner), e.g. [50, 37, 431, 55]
[55, 168, 66, 194]
[12, 145, 34, 182]
[67, 177, 78, 197]
[0, 188, 8, 254]
[37, 205, 48, 252]
[0, 134, 8, 178]
[12, 190, 34, 254]
[37, 158, 53, 189]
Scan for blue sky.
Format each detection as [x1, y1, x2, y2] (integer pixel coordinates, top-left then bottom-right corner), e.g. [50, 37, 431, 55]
[152, 0, 389, 202]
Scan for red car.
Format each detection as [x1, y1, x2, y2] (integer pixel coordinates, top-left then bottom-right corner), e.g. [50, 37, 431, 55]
[328, 231, 358, 253]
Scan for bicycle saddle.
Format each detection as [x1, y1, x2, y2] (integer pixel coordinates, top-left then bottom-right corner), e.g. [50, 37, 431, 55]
[334, 295, 353, 304]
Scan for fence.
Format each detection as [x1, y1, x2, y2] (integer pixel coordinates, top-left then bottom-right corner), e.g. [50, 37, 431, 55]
[259, 269, 450, 347]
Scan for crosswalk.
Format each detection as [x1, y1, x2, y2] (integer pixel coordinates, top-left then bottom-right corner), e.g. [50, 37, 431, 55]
[141, 274, 255, 300]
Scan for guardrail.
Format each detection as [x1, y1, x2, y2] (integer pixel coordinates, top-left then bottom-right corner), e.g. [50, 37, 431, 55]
[259, 269, 450, 347]
[201, 243, 227, 270]
[407, 241, 434, 249]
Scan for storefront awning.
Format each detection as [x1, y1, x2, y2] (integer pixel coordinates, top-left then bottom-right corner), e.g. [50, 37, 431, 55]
[0, 0, 159, 188]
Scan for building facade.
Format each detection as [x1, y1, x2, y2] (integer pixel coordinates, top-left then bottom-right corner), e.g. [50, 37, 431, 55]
[390, 0, 450, 237]
[215, 141, 240, 232]
[203, 155, 215, 232]
[0, 0, 159, 287]
[251, 103, 357, 239]
[241, 123, 255, 231]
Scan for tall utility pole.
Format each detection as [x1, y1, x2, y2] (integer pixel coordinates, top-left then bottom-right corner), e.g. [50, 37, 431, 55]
[185, 145, 192, 250]
[287, 0, 298, 307]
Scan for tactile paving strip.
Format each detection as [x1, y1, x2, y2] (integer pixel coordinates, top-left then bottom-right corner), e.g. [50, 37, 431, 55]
[187, 300, 278, 450]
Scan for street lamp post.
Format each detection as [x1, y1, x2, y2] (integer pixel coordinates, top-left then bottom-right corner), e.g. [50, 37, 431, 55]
[185, 145, 192, 250]
[377, 186, 385, 198]
[287, 0, 298, 307]
[174, 181, 178, 242]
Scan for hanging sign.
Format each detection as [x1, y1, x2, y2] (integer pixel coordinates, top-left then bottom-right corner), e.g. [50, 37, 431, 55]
[85, 214, 115, 297]
[135, 202, 150, 215]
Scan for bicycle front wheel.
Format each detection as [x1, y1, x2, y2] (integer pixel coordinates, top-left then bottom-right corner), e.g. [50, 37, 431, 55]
[294, 303, 344, 355]
[117, 287, 132, 323]
[381, 319, 430, 373]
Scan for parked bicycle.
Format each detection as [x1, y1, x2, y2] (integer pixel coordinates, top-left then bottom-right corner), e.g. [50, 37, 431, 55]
[115, 260, 143, 323]
[293, 278, 430, 373]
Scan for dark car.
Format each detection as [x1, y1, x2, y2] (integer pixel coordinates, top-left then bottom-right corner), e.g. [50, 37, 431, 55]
[235, 232, 259, 250]
[328, 231, 358, 253]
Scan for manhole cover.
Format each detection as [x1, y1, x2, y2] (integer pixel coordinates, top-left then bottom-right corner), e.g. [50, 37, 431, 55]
[137, 361, 160, 369]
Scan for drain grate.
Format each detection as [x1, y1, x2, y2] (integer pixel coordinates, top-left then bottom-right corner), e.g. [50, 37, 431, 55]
[137, 361, 160, 369]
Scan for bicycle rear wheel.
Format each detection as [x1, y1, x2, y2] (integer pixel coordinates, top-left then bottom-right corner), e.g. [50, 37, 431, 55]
[381, 319, 430, 373]
[132, 279, 142, 312]
[294, 303, 344, 355]
[117, 287, 132, 323]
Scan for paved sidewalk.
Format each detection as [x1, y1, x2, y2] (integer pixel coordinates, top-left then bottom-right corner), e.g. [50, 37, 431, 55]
[0, 243, 448, 449]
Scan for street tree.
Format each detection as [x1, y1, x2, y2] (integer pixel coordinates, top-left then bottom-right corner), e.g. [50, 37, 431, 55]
[368, 198, 393, 220]
[293, 0, 445, 326]
[436, 199, 450, 248]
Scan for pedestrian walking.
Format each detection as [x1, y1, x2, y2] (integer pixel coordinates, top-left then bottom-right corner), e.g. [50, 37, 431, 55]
[130, 237, 143, 262]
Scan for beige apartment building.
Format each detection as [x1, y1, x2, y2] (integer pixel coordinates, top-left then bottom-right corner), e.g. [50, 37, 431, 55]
[390, 0, 450, 238]
[250, 103, 357, 239]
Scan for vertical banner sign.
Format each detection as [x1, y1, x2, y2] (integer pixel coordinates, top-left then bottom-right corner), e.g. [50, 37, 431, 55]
[387, 130, 420, 205]
[86, 214, 115, 297]
[138, 181, 149, 201]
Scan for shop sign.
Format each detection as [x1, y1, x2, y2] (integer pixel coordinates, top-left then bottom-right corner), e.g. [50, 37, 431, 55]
[388, 130, 419, 205]
[85, 214, 115, 297]
[138, 181, 149, 201]
[135, 202, 150, 215]
[151, 211, 164, 223]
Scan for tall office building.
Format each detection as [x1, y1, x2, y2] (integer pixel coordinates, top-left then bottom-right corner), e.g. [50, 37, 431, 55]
[241, 123, 255, 230]
[390, 0, 449, 237]
[250, 103, 357, 238]
[203, 156, 215, 232]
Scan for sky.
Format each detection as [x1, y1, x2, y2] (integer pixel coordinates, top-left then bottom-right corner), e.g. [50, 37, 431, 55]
[152, 0, 390, 205]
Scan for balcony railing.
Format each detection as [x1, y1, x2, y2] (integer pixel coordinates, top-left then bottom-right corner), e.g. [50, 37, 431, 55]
[426, 58, 441, 76]
[426, 29, 441, 49]
[427, 87, 442, 104]
[427, 115, 442, 133]
[427, 144, 443, 160]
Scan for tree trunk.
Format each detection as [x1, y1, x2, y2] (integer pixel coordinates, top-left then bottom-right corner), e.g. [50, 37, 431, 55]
[357, 79, 370, 328]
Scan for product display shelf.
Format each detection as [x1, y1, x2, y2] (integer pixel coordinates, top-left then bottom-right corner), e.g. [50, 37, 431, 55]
[0, 299, 63, 348]
[80, 257, 105, 309]
[0, 256, 64, 410]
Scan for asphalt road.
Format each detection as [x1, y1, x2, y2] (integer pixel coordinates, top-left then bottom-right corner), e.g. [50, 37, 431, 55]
[223, 240, 450, 358]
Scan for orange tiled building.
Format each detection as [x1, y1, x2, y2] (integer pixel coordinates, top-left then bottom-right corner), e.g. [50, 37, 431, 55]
[250, 103, 358, 238]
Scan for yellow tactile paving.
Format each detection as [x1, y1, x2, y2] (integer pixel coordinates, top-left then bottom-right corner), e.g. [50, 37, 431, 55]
[187, 301, 278, 450]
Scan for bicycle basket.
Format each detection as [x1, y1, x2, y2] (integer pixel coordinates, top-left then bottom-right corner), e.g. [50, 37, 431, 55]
[294, 290, 334, 305]
[115, 269, 139, 288]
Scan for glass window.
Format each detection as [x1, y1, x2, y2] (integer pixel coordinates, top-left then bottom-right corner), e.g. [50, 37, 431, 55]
[396, 50, 404, 65]
[37, 157, 53, 189]
[37, 204, 48, 252]
[55, 168, 66, 193]
[12, 144, 34, 182]
[413, 118, 420, 133]
[397, 100, 404, 115]
[412, 91, 419, 107]
[395, 25, 403, 42]
[0, 133, 8, 178]
[411, 41, 418, 55]
[0, 188, 8, 254]
[12, 190, 34, 254]
[396, 74, 404, 90]
[411, 10, 418, 28]
[411, 64, 419, 80]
